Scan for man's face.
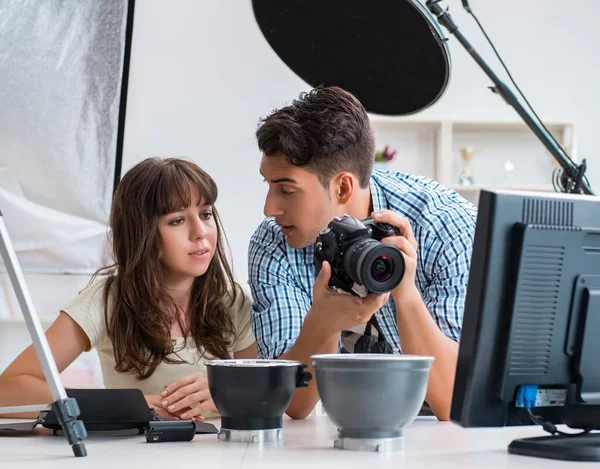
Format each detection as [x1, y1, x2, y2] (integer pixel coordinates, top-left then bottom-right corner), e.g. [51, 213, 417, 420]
[260, 152, 339, 248]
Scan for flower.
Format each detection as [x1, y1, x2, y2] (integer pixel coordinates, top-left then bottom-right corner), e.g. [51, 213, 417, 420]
[374, 145, 397, 163]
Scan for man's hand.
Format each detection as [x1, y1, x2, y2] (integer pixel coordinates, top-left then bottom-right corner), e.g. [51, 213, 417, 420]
[372, 210, 460, 421]
[280, 260, 390, 420]
[371, 210, 419, 300]
[309, 260, 390, 338]
[160, 373, 219, 421]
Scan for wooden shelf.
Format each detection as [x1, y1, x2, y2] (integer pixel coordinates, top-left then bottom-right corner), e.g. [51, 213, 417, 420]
[368, 117, 572, 133]
[367, 118, 575, 205]
[452, 121, 571, 133]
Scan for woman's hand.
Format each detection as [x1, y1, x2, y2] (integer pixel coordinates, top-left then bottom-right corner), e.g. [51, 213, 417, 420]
[145, 394, 182, 419]
[160, 373, 218, 420]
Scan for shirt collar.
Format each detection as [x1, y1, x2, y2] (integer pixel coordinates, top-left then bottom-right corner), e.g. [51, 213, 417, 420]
[369, 171, 390, 213]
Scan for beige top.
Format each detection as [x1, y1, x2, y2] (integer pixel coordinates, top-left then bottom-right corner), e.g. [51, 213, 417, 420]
[62, 276, 255, 397]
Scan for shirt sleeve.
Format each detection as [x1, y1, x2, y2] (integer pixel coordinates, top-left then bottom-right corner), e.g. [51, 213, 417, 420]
[61, 277, 110, 351]
[420, 231, 474, 342]
[229, 283, 256, 353]
[248, 222, 312, 359]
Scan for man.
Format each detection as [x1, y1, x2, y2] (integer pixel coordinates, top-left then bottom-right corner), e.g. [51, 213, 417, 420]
[248, 86, 477, 420]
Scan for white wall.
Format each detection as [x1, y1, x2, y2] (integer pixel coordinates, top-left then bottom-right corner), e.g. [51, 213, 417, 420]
[122, 0, 600, 283]
[122, 0, 310, 284]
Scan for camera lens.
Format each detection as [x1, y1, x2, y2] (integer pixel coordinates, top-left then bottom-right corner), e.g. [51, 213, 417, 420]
[371, 255, 393, 282]
[343, 239, 405, 294]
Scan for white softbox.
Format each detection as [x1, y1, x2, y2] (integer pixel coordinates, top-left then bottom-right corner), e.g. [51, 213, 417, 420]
[0, 0, 133, 273]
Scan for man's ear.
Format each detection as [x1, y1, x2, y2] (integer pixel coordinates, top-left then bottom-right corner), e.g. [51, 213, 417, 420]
[331, 172, 356, 205]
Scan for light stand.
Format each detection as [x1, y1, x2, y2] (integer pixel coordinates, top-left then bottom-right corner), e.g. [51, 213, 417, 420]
[425, 0, 594, 196]
[0, 214, 87, 457]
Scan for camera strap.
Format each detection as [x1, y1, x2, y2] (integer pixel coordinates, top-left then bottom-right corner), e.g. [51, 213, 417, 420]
[353, 319, 375, 353]
[353, 315, 394, 354]
[368, 315, 394, 354]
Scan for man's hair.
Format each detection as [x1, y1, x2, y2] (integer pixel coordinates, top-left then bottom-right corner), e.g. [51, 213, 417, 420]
[256, 86, 375, 188]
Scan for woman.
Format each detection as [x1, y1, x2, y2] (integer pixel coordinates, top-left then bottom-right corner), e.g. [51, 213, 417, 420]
[0, 157, 257, 420]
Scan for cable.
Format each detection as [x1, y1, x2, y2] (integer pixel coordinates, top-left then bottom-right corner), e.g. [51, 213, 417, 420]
[552, 166, 591, 193]
[463, 4, 577, 169]
[526, 408, 596, 437]
[517, 386, 597, 437]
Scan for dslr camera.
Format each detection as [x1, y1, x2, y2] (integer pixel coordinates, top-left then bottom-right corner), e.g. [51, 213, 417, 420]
[314, 215, 405, 297]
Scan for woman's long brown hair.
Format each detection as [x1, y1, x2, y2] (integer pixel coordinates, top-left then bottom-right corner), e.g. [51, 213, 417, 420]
[96, 157, 237, 380]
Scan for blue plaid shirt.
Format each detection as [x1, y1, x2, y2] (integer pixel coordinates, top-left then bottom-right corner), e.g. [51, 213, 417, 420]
[248, 170, 478, 359]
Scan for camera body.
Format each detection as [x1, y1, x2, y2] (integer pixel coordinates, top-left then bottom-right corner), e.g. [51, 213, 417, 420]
[314, 215, 405, 296]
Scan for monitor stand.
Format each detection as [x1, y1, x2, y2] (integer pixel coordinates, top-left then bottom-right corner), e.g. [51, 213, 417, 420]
[509, 433, 600, 461]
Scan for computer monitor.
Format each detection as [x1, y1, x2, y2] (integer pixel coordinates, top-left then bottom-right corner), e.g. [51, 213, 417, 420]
[451, 188, 600, 461]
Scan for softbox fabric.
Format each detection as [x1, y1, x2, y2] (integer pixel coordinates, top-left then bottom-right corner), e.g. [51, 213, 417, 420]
[0, 187, 110, 274]
[0, 1, 131, 273]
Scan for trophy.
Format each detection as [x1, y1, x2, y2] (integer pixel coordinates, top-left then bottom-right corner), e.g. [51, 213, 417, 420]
[458, 147, 476, 186]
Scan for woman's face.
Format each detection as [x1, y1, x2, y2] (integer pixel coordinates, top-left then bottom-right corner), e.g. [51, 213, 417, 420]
[157, 189, 218, 286]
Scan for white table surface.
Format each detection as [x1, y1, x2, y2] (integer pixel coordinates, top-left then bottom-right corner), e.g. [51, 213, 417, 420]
[0, 415, 591, 468]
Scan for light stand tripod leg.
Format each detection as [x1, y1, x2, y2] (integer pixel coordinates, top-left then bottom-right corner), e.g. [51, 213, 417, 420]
[0, 214, 87, 457]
